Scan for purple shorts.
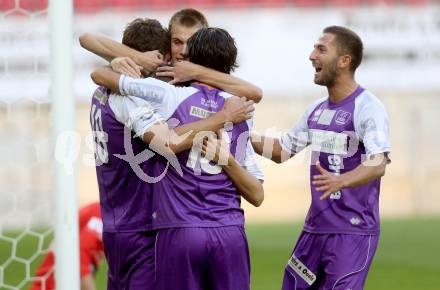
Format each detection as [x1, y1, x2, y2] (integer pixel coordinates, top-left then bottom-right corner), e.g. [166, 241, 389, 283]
[282, 231, 379, 290]
[103, 231, 156, 290]
[155, 226, 250, 290]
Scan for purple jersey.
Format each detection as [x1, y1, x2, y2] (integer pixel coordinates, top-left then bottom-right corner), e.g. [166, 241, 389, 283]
[90, 86, 162, 232]
[280, 87, 391, 235]
[119, 77, 264, 229]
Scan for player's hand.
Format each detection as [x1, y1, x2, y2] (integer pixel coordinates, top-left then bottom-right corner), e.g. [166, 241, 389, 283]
[135, 50, 164, 74]
[313, 162, 346, 200]
[221, 96, 255, 124]
[201, 132, 231, 166]
[155, 61, 198, 85]
[110, 57, 142, 78]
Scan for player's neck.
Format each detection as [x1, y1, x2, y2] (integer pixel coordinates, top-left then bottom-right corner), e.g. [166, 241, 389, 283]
[327, 75, 358, 103]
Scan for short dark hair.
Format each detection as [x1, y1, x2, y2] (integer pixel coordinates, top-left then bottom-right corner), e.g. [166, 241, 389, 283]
[122, 18, 170, 55]
[186, 27, 238, 74]
[168, 8, 208, 32]
[323, 26, 363, 72]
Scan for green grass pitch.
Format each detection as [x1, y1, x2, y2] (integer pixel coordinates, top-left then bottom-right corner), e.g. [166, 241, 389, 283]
[1, 217, 439, 290]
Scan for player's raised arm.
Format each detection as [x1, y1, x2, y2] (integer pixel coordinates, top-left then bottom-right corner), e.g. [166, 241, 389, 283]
[79, 33, 163, 73]
[91, 67, 254, 155]
[90, 66, 121, 93]
[201, 136, 264, 207]
[156, 61, 263, 103]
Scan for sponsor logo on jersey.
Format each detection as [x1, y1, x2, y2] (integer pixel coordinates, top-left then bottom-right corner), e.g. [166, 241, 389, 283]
[311, 109, 322, 122]
[317, 109, 336, 125]
[287, 254, 316, 285]
[190, 106, 215, 119]
[309, 129, 348, 155]
[201, 98, 218, 109]
[335, 110, 352, 125]
[94, 89, 108, 105]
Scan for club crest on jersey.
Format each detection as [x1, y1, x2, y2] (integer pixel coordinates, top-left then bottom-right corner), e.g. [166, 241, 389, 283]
[190, 106, 215, 119]
[335, 110, 352, 125]
[93, 89, 108, 105]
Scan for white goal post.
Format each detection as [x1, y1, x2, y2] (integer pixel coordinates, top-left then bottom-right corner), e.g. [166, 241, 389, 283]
[49, 0, 80, 290]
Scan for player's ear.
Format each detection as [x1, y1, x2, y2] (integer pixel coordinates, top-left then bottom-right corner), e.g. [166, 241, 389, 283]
[339, 54, 351, 70]
[164, 53, 171, 63]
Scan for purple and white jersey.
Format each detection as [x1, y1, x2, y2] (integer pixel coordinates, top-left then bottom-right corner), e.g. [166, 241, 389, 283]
[119, 76, 264, 229]
[280, 87, 390, 235]
[90, 86, 163, 233]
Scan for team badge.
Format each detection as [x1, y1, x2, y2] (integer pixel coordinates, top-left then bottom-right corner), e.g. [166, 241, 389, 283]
[335, 110, 352, 125]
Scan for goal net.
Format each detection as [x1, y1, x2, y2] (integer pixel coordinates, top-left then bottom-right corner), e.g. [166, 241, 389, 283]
[0, 1, 79, 289]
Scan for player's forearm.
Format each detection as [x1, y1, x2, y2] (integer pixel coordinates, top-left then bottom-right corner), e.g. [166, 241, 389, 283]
[251, 133, 287, 163]
[222, 155, 264, 207]
[79, 33, 140, 63]
[90, 67, 121, 93]
[170, 112, 229, 153]
[80, 274, 96, 290]
[192, 65, 262, 103]
[340, 155, 387, 188]
[144, 113, 228, 155]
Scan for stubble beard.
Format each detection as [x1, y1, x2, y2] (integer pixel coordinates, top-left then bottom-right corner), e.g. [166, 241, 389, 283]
[314, 59, 340, 88]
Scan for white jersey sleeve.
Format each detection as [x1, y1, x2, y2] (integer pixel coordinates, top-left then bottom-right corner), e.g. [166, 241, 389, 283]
[354, 91, 391, 158]
[119, 75, 198, 119]
[279, 97, 326, 155]
[108, 94, 163, 137]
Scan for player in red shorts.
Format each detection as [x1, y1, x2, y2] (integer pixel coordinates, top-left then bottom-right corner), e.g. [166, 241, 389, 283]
[31, 202, 104, 290]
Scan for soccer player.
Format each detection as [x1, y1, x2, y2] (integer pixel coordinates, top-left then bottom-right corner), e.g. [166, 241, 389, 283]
[91, 27, 264, 290]
[252, 26, 391, 290]
[31, 202, 103, 290]
[89, 19, 254, 290]
[79, 8, 263, 103]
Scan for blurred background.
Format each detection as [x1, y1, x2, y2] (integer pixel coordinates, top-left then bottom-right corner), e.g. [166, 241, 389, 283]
[0, 0, 439, 290]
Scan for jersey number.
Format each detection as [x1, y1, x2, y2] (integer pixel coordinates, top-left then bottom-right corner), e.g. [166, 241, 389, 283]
[91, 104, 109, 165]
[185, 132, 231, 175]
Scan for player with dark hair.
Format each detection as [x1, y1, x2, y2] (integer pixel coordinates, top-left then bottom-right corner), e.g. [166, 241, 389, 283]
[79, 8, 262, 103]
[185, 27, 238, 74]
[122, 18, 170, 56]
[252, 26, 391, 290]
[89, 18, 255, 290]
[31, 202, 103, 290]
[91, 26, 264, 290]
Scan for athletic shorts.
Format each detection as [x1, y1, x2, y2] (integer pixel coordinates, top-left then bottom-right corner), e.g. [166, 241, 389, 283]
[103, 231, 156, 290]
[155, 226, 250, 290]
[282, 231, 379, 290]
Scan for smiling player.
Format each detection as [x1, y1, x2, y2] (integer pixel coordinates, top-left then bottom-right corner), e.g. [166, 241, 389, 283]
[252, 26, 391, 290]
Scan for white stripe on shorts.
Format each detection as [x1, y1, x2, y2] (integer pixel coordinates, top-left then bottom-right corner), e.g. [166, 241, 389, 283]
[154, 232, 159, 281]
[331, 235, 372, 290]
